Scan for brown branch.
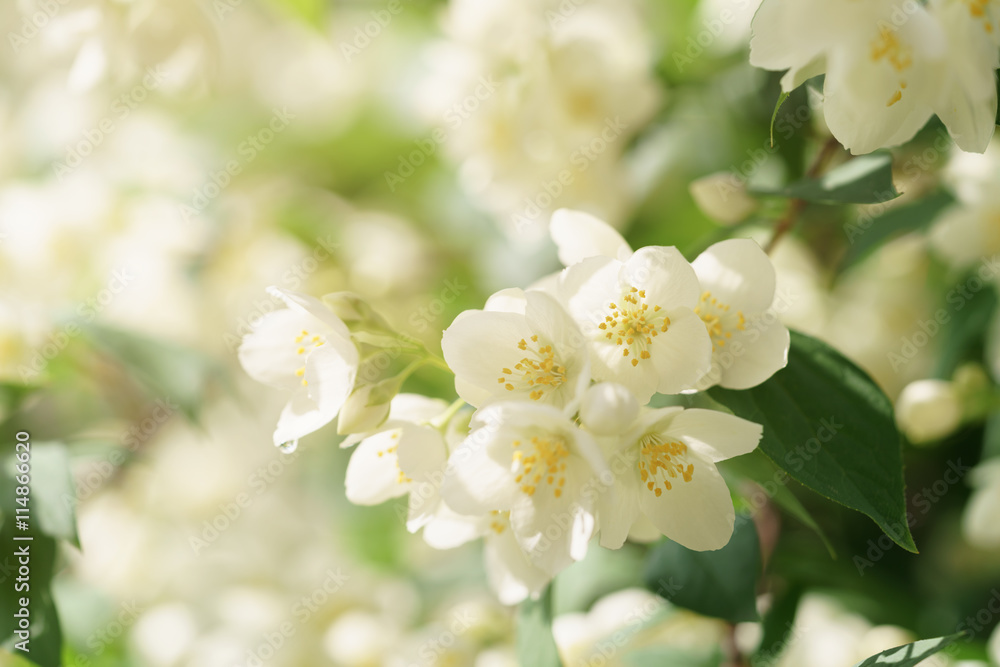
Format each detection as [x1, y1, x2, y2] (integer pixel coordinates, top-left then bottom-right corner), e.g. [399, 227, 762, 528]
[764, 136, 842, 254]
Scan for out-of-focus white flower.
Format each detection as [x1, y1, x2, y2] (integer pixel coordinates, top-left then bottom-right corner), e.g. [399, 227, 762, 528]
[929, 190, 1000, 270]
[989, 623, 1000, 665]
[324, 610, 401, 666]
[131, 603, 199, 667]
[963, 459, 1000, 549]
[691, 238, 790, 390]
[441, 402, 609, 578]
[594, 402, 762, 551]
[895, 379, 963, 444]
[553, 588, 727, 666]
[442, 289, 590, 409]
[560, 246, 712, 403]
[238, 287, 359, 447]
[419, 0, 661, 238]
[776, 595, 930, 667]
[750, 0, 998, 154]
[689, 172, 760, 225]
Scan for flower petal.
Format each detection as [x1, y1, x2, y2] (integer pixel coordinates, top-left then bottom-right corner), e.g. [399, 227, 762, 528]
[440, 425, 521, 515]
[344, 429, 411, 505]
[238, 308, 317, 390]
[638, 452, 736, 551]
[693, 238, 777, 314]
[649, 308, 713, 394]
[718, 314, 790, 390]
[550, 208, 632, 266]
[267, 286, 351, 340]
[484, 526, 552, 605]
[624, 246, 701, 311]
[658, 409, 763, 463]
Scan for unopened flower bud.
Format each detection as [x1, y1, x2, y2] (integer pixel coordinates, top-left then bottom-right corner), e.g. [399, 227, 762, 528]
[689, 172, 759, 225]
[337, 379, 396, 435]
[895, 379, 962, 445]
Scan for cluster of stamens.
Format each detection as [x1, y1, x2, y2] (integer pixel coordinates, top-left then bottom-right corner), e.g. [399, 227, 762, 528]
[598, 286, 669, 368]
[511, 435, 569, 498]
[294, 329, 326, 386]
[375, 432, 411, 484]
[639, 433, 694, 497]
[870, 25, 912, 107]
[496, 335, 567, 400]
[694, 291, 745, 350]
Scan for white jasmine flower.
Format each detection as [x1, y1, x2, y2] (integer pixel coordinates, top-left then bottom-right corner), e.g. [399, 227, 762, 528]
[442, 289, 590, 409]
[441, 402, 609, 576]
[594, 404, 762, 551]
[560, 246, 713, 402]
[750, 0, 999, 154]
[690, 239, 790, 390]
[894, 379, 963, 444]
[238, 287, 359, 447]
[929, 189, 1000, 270]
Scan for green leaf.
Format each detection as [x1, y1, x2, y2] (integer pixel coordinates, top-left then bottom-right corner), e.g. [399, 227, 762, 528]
[25, 444, 78, 548]
[552, 544, 646, 615]
[984, 412, 1000, 460]
[841, 190, 953, 270]
[851, 632, 966, 667]
[755, 582, 802, 664]
[769, 91, 790, 148]
[642, 515, 760, 623]
[0, 524, 63, 667]
[517, 586, 562, 667]
[80, 323, 227, 422]
[752, 152, 899, 204]
[709, 331, 917, 553]
[933, 284, 997, 380]
[720, 450, 834, 557]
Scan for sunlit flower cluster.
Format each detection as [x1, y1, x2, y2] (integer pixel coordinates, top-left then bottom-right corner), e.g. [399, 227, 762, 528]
[750, 0, 1000, 154]
[239, 209, 791, 603]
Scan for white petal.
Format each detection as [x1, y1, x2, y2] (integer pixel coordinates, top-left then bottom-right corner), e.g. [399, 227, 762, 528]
[238, 309, 316, 390]
[659, 409, 763, 463]
[624, 247, 701, 311]
[595, 471, 641, 549]
[440, 426, 521, 515]
[484, 527, 552, 605]
[549, 208, 632, 266]
[344, 430, 411, 505]
[421, 505, 485, 550]
[639, 452, 736, 551]
[485, 288, 528, 314]
[305, 340, 359, 416]
[387, 394, 449, 423]
[649, 308, 714, 394]
[718, 314, 790, 390]
[509, 472, 596, 576]
[267, 286, 351, 340]
[273, 385, 336, 446]
[936, 82, 997, 154]
[693, 238, 777, 314]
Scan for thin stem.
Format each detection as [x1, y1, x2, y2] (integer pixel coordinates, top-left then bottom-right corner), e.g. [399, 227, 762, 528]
[765, 136, 841, 254]
[431, 398, 467, 430]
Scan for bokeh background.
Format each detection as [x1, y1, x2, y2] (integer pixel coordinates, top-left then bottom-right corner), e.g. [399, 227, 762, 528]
[1, 0, 1000, 665]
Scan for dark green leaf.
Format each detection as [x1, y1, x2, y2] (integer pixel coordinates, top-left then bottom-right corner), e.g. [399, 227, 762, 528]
[642, 515, 760, 623]
[984, 413, 1000, 459]
[720, 450, 834, 557]
[517, 586, 562, 667]
[752, 152, 898, 204]
[710, 331, 917, 553]
[841, 190, 954, 270]
[933, 284, 997, 380]
[755, 582, 802, 665]
[0, 524, 63, 667]
[851, 632, 966, 667]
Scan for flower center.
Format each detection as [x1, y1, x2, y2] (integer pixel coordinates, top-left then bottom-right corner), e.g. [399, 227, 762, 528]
[294, 329, 326, 386]
[694, 291, 745, 350]
[638, 433, 694, 497]
[511, 435, 569, 498]
[489, 510, 508, 534]
[497, 335, 568, 400]
[598, 285, 670, 368]
[869, 25, 912, 107]
[375, 431, 411, 484]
